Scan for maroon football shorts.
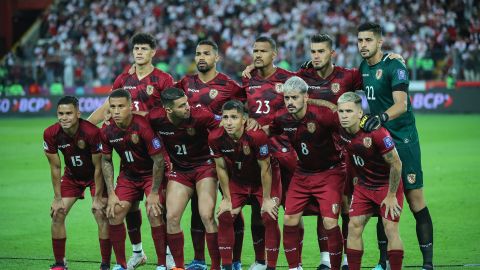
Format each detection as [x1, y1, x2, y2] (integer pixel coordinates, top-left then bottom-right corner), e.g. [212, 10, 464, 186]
[229, 164, 282, 209]
[167, 163, 217, 189]
[284, 166, 345, 219]
[349, 183, 404, 222]
[115, 175, 166, 205]
[61, 175, 107, 199]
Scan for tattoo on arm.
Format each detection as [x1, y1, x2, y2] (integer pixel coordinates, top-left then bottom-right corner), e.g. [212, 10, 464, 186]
[151, 154, 165, 193]
[101, 154, 115, 194]
[383, 149, 402, 193]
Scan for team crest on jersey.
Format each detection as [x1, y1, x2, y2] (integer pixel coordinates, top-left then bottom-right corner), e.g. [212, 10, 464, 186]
[243, 144, 251, 155]
[275, 83, 284, 93]
[332, 203, 339, 214]
[331, 83, 340, 93]
[131, 133, 140, 144]
[77, 139, 86, 149]
[146, 85, 154, 95]
[407, 173, 416, 184]
[209, 89, 218, 99]
[363, 137, 372, 148]
[353, 177, 358, 185]
[186, 127, 196, 136]
[307, 122, 316, 133]
[376, 69, 383, 80]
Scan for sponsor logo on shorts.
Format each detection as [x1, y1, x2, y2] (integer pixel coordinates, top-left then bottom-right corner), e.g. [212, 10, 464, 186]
[259, 144, 269, 156]
[363, 137, 372, 148]
[77, 139, 86, 149]
[243, 144, 251, 155]
[332, 203, 339, 215]
[131, 133, 139, 144]
[152, 137, 162, 150]
[307, 122, 316, 133]
[407, 173, 416, 184]
[383, 136, 394, 148]
[43, 141, 48, 150]
[331, 83, 340, 93]
[275, 83, 284, 93]
[209, 89, 218, 99]
[376, 69, 383, 80]
[187, 127, 196, 136]
[146, 85, 154, 95]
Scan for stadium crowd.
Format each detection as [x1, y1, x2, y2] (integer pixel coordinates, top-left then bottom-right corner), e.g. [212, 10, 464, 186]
[1, 0, 479, 95]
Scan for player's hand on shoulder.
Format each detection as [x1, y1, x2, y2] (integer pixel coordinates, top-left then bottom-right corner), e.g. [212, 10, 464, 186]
[300, 60, 313, 69]
[242, 64, 255, 79]
[50, 198, 65, 218]
[246, 118, 261, 131]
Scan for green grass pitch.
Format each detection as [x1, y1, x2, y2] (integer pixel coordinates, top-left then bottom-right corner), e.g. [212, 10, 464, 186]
[0, 114, 479, 269]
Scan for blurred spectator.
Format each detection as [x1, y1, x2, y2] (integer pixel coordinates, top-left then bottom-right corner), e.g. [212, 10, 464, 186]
[1, 0, 479, 93]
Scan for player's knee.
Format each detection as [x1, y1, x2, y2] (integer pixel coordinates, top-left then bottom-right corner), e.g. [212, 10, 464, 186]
[261, 212, 277, 227]
[283, 214, 299, 226]
[51, 213, 67, 224]
[166, 211, 181, 226]
[199, 210, 215, 225]
[93, 210, 107, 223]
[383, 221, 399, 239]
[348, 218, 363, 233]
[323, 217, 338, 230]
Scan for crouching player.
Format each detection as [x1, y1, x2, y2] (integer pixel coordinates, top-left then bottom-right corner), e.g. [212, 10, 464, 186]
[210, 100, 281, 270]
[44, 96, 111, 270]
[336, 92, 404, 270]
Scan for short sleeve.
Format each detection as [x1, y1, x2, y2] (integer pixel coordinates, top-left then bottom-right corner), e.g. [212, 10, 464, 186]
[43, 128, 57, 154]
[373, 128, 395, 155]
[100, 128, 113, 155]
[208, 132, 222, 158]
[351, 68, 363, 91]
[390, 60, 409, 89]
[88, 127, 102, 154]
[140, 120, 164, 156]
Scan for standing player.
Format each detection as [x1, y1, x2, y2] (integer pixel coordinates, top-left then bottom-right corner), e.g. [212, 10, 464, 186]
[100, 89, 167, 270]
[357, 22, 434, 270]
[88, 32, 175, 270]
[209, 100, 281, 270]
[175, 40, 246, 270]
[44, 96, 110, 270]
[336, 92, 404, 270]
[242, 36, 296, 270]
[147, 88, 221, 270]
[266, 77, 344, 270]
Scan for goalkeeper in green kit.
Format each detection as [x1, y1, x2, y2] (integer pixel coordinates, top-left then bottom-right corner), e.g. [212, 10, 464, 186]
[356, 22, 434, 270]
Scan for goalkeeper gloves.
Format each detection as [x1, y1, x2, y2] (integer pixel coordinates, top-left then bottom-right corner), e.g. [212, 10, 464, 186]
[359, 113, 389, 132]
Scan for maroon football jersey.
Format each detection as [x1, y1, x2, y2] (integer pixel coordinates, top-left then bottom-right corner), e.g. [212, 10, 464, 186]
[112, 68, 174, 111]
[242, 68, 294, 155]
[147, 106, 220, 171]
[100, 114, 164, 181]
[338, 127, 395, 189]
[175, 73, 245, 115]
[296, 66, 362, 103]
[209, 128, 271, 185]
[270, 105, 341, 173]
[43, 119, 101, 181]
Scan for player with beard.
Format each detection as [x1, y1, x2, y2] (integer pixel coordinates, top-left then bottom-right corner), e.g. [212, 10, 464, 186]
[44, 96, 110, 270]
[242, 36, 296, 270]
[209, 100, 281, 270]
[175, 40, 246, 270]
[357, 22, 433, 270]
[88, 33, 175, 270]
[147, 88, 221, 270]
[100, 89, 167, 270]
[265, 76, 345, 270]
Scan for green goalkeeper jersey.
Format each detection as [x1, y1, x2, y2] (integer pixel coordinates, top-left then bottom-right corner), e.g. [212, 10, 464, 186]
[359, 53, 418, 145]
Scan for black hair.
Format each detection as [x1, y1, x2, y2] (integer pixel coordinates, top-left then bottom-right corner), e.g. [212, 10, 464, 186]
[357, 22, 382, 37]
[255, 36, 277, 51]
[57, 96, 79, 109]
[197, 40, 219, 52]
[310, 34, 334, 49]
[131, 32, 156, 49]
[109, 88, 132, 101]
[160, 87, 186, 107]
[222, 99, 247, 116]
